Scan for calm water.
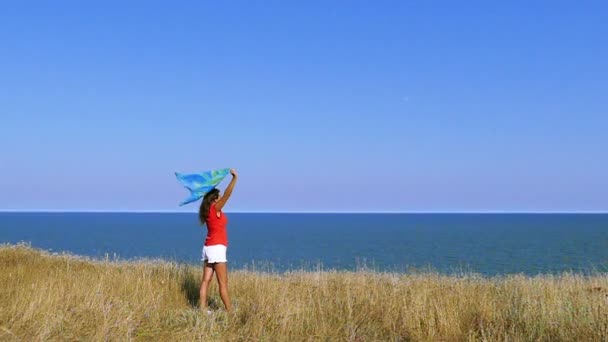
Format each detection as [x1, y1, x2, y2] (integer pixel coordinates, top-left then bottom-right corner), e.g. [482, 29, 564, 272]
[1, 212, 607, 276]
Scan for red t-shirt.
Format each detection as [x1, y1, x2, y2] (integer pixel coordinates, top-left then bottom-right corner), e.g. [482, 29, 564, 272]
[205, 203, 228, 246]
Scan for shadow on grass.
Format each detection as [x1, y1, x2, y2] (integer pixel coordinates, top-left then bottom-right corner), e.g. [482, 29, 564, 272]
[180, 267, 221, 310]
[181, 268, 200, 307]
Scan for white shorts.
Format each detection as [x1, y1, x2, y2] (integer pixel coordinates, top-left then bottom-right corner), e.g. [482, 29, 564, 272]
[201, 244, 227, 263]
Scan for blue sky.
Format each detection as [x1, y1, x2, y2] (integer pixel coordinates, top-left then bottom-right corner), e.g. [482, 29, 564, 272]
[1, 1, 607, 212]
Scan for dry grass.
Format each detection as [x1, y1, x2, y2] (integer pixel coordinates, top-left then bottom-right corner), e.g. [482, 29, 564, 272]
[1, 243, 608, 341]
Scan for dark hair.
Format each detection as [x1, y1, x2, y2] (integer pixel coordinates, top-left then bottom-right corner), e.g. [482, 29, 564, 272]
[199, 188, 220, 225]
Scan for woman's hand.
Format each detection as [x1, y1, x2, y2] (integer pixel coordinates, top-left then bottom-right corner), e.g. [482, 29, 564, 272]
[230, 169, 238, 178]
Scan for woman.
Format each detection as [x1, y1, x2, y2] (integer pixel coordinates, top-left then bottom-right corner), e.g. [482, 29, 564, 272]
[199, 168, 237, 313]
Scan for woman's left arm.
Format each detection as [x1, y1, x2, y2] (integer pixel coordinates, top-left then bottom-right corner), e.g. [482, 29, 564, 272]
[215, 169, 237, 211]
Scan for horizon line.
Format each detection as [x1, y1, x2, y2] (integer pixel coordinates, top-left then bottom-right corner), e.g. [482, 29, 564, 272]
[1, 209, 607, 214]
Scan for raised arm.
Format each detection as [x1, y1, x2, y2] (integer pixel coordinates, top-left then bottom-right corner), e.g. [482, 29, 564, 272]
[215, 169, 237, 212]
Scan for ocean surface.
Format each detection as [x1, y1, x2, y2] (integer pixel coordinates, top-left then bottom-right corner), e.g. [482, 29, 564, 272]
[1, 212, 607, 276]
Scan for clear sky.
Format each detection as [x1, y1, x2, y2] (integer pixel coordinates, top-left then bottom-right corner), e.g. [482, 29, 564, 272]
[1, 1, 607, 212]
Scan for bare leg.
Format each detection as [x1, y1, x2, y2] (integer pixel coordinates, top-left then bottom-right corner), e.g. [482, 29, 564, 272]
[199, 261, 214, 310]
[214, 262, 232, 312]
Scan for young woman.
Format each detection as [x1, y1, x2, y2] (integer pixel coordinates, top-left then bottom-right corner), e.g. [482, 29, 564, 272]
[198, 168, 237, 312]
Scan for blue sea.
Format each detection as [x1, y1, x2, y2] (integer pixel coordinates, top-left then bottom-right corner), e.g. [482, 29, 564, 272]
[1, 212, 607, 276]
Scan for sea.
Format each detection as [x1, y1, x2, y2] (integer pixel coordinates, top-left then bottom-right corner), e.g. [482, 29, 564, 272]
[1, 212, 607, 276]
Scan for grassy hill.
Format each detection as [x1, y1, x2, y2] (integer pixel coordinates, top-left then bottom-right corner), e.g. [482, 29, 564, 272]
[1, 243, 607, 341]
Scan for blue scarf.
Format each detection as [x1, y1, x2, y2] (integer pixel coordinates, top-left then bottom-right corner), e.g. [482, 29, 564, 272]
[175, 168, 231, 206]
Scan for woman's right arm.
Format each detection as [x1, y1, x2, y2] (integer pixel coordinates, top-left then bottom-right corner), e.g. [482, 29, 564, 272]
[215, 169, 237, 212]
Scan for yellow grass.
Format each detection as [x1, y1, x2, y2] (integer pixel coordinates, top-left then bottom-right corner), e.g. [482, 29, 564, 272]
[1, 243, 608, 341]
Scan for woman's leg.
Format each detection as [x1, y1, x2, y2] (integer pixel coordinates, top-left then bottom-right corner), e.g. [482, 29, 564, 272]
[214, 262, 232, 312]
[199, 261, 215, 310]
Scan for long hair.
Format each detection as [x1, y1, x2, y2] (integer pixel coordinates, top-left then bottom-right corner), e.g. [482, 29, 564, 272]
[199, 188, 220, 225]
